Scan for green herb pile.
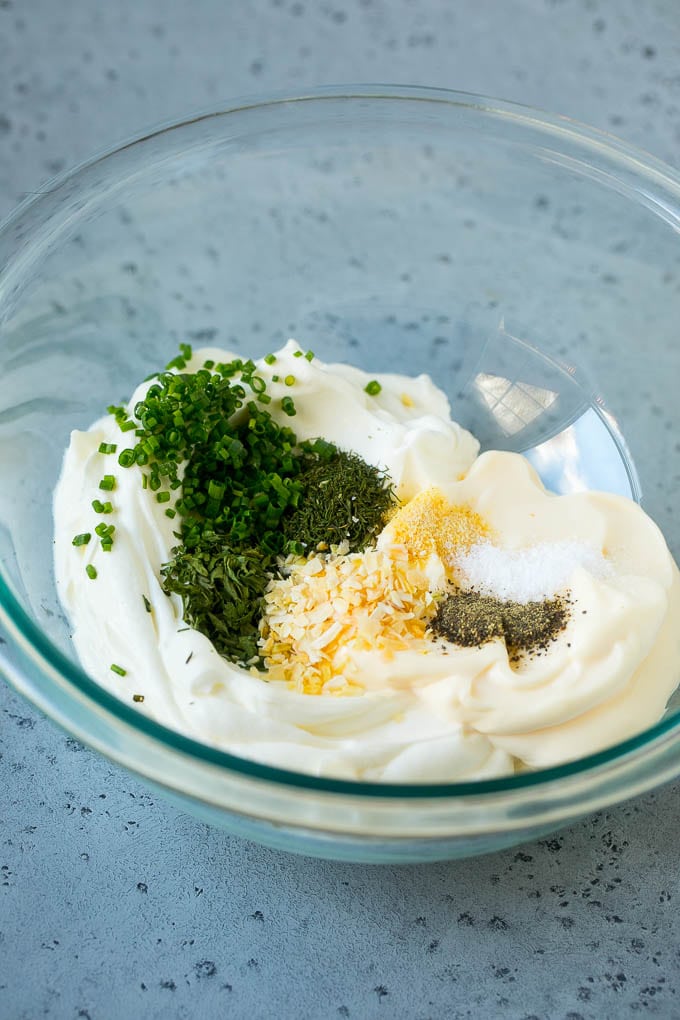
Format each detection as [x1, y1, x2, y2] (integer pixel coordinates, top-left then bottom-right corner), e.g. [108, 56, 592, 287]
[161, 539, 272, 663]
[80, 345, 396, 666]
[282, 449, 394, 554]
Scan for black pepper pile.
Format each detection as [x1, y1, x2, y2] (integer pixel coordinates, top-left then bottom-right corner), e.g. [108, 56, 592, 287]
[431, 590, 570, 660]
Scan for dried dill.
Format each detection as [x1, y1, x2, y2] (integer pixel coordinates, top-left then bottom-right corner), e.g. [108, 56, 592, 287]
[431, 590, 569, 658]
[282, 448, 396, 553]
[161, 535, 272, 665]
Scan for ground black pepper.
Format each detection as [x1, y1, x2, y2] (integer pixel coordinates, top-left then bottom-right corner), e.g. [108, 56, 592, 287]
[430, 590, 569, 659]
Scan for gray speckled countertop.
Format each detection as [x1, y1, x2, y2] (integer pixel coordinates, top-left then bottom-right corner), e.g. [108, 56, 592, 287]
[2, 2, 680, 1018]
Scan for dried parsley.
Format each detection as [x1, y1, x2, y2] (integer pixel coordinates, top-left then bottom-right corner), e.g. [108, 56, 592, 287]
[282, 448, 396, 554]
[431, 590, 569, 658]
[161, 535, 272, 665]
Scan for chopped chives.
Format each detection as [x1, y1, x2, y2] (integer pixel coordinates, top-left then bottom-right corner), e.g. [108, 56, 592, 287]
[165, 353, 186, 371]
[98, 442, 117, 455]
[264, 353, 276, 365]
[72, 532, 91, 547]
[156, 491, 171, 503]
[95, 521, 115, 552]
[284, 375, 295, 387]
[99, 475, 116, 491]
[110, 663, 126, 676]
[85, 564, 97, 580]
[293, 349, 303, 358]
[364, 380, 382, 396]
[142, 595, 152, 613]
[304, 350, 315, 361]
[271, 374, 279, 382]
[281, 396, 296, 416]
[92, 499, 113, 514]
[165, 507, 176, 519]
[132, 693, 145, 703]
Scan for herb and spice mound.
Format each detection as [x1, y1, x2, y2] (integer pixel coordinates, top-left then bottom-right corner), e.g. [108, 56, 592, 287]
[54, 339, 680, 782]
[92, 346, 397, 665]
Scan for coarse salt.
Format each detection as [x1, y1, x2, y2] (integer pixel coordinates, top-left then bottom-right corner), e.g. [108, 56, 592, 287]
[452, 539, 612, 603]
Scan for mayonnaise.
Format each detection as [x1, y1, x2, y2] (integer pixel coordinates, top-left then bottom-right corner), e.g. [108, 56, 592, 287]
[53, 342, 680, 780]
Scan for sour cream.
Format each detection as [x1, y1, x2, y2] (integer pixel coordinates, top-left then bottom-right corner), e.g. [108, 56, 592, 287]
[53, 341, 680, 780]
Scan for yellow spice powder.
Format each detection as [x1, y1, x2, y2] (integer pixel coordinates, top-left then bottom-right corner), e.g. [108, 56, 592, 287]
[384, 487, 490, 570]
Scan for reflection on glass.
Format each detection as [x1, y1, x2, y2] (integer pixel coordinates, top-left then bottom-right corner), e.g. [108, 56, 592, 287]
[474, 372, 559, 437]
[525, 406, 640, 499]
[461, 325, 641, 502]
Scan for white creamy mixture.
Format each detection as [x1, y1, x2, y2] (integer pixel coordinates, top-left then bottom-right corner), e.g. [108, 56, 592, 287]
[54, 341, 680, 780]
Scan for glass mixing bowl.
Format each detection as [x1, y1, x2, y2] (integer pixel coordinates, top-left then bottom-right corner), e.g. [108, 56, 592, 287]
[1, 85, 679, 863]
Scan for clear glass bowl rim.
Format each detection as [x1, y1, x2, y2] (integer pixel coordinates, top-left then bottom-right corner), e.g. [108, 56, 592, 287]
[2, 82, 680, 805]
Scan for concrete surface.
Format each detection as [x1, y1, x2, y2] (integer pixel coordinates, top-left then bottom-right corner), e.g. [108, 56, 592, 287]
[2, 1, 680, 1017]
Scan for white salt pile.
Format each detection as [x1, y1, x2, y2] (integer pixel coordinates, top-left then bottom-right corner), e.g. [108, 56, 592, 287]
[452, 540, 612, 603]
